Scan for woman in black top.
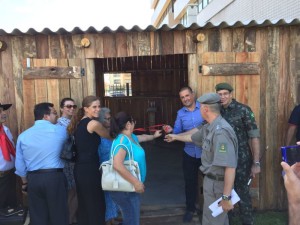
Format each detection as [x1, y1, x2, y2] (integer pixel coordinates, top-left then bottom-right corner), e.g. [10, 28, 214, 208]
[68, 96, 110, 225]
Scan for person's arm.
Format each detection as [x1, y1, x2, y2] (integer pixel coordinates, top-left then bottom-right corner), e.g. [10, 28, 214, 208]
[281, 161, 300, 225]
[15, 137, 28, 193]
[285, 125, 297, 146]
[113, 148, 144, 193]
[219, 167, 235, 211]
[88, 120, 111, 139]
[177, 127, 198, 136]
[172, 111, 183, 134]
[137, 130, 162, 143]
[250, 137, 261, 178]
[164, 133, 193, 143]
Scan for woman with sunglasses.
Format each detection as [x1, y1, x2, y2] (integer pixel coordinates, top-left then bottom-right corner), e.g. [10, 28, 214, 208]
[109, 111, 162, 225]
[58, 97, 78, 225]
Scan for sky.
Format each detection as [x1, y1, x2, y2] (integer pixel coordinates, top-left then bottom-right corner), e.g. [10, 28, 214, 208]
[0, 0, 154, 32]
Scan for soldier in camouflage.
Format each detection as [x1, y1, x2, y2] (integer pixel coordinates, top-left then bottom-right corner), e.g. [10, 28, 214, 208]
[215, 83, 261, 225]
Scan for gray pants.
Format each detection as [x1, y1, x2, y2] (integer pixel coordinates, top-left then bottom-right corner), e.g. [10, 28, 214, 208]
[202, 176, 229, 225]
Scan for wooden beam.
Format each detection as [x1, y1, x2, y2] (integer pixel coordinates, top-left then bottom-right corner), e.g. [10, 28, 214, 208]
[23, 66, 81, 79]
[201, 63, 260, 75]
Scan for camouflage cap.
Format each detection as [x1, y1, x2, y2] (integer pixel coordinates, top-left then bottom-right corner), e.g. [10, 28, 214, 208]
[197, 93, 221, 104]
[215, 82, 234, 92]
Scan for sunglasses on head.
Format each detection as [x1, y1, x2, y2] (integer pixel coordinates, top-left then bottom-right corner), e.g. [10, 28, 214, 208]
[64, 105, 77, 109]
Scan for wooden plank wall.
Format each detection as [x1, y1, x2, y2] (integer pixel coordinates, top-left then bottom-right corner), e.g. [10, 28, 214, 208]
[22, 58, 83, 128]
[0, 26, 299, 210]
[194, 26, 300, 210]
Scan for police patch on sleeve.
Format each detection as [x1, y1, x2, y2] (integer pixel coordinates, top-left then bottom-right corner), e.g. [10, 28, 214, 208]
[218, 143, 227, 153]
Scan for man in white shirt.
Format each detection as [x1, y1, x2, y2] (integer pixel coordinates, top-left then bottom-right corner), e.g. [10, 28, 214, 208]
[0, 102, 17, 210]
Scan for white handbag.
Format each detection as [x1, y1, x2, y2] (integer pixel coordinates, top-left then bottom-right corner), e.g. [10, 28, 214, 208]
[100, 136, 141, 192]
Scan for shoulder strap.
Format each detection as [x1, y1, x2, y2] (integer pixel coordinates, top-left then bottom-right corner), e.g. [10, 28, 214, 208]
[110, 135, 134, 161]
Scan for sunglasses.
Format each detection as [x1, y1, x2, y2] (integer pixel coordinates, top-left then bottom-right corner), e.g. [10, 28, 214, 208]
[64, 105, 77, 109]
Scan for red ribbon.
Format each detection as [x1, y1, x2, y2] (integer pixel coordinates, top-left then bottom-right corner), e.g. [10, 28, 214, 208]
[0, 125, 16, 161]
[134, 124, 166, 133]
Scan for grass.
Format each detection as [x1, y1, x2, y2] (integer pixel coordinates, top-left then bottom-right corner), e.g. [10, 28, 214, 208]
[231, 211, 288, 225]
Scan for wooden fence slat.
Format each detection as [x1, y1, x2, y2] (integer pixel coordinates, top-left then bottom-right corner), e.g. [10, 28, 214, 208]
[138, 32, 151, 56]
[116, 33, 128, 57]
[161, 31, 174, 55]
[23, 80, 35, 128]
[174, 30, 184, 54]
[220, 29, 233, 52]
[47, 79, 60, 109]
[34, 79, 48, 103]
[103, 33, 117, 58]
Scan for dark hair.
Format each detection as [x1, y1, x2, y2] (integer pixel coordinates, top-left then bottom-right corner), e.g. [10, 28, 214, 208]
[67, 96, 100, 134]
[60, 97, 74, 108]
[110, 111, 132, 138]
[34, 102, 54, 120]
[179, 86, 193, 94]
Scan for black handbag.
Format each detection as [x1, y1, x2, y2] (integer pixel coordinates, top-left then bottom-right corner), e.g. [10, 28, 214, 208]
[60, 134, 76, 162]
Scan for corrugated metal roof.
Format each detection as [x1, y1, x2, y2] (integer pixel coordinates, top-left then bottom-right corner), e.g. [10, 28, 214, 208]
[0, 19, 299, 36]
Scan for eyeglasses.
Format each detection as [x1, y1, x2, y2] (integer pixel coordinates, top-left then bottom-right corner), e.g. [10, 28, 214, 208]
[64, 105, 77, 109]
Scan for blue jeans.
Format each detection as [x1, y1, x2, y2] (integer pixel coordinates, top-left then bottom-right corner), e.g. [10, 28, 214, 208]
[109, 191, 140, 225]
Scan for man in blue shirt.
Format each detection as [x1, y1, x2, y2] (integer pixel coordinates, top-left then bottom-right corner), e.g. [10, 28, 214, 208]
[15, 102, 68, 225]
[165, 86, 204, 222]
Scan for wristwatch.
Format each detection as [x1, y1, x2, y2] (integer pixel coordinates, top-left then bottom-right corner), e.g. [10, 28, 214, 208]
[222, 194, 231, 201]
[254, 161, 261, 167]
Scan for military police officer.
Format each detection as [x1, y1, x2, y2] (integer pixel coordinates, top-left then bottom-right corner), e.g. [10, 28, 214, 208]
[215, 83, 261, 225]
[165, 93, 238, 225]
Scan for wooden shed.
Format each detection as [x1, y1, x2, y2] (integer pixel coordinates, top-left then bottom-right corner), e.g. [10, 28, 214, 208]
[0, 19, 299, 210]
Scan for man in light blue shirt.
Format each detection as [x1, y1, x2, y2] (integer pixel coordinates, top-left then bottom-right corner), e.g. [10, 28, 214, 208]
[165, 87, 204, 223]
[15, 102, 68, 225]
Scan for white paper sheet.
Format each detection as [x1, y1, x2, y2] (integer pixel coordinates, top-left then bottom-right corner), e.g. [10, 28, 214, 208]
[208, 189, 240, 217]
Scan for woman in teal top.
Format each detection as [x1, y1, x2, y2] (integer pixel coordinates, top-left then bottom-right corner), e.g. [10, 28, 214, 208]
[109, 112, 162, 225]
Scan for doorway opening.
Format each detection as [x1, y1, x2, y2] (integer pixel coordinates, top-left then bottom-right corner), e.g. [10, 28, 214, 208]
[95, 54, 188, 207]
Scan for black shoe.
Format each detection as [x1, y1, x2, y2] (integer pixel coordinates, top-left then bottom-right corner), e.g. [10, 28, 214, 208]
[183, 211, 194, 223]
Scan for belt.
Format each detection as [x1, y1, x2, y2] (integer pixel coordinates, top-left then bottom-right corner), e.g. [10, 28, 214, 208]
[28, 168, 63, 174]
[206, 173, 224, 181]
[0, 168, 14, 177]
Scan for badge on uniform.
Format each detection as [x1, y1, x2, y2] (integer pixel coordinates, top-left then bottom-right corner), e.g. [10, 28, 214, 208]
[250, 112, 255, 119]
[218, 143, 227, 153]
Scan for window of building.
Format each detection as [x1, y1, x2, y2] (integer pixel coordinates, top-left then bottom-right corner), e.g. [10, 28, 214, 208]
[104, 73, 132, 97]
[197, 0, 212, 12]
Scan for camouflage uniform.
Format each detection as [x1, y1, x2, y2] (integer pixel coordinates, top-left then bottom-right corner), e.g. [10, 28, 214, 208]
[220, 99, 260, 225]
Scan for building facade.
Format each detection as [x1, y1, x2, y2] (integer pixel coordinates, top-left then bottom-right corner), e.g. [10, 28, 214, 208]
[151, 0, 300, 27]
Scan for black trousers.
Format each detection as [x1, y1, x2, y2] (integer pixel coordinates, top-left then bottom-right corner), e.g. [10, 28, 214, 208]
[74, 163, 105, 225]
[182, 152, 202, 212]
[27, 171, 68, 225]
[0, 168, 17, 209]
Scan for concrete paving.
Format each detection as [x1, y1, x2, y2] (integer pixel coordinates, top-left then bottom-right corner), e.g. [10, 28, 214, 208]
[140, 138, 185, 207]
[139, 138, 203, 224]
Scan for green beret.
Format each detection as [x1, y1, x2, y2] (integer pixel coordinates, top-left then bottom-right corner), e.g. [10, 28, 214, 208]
[215, 83, 234, 92]
[197, 93, 221, 104]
